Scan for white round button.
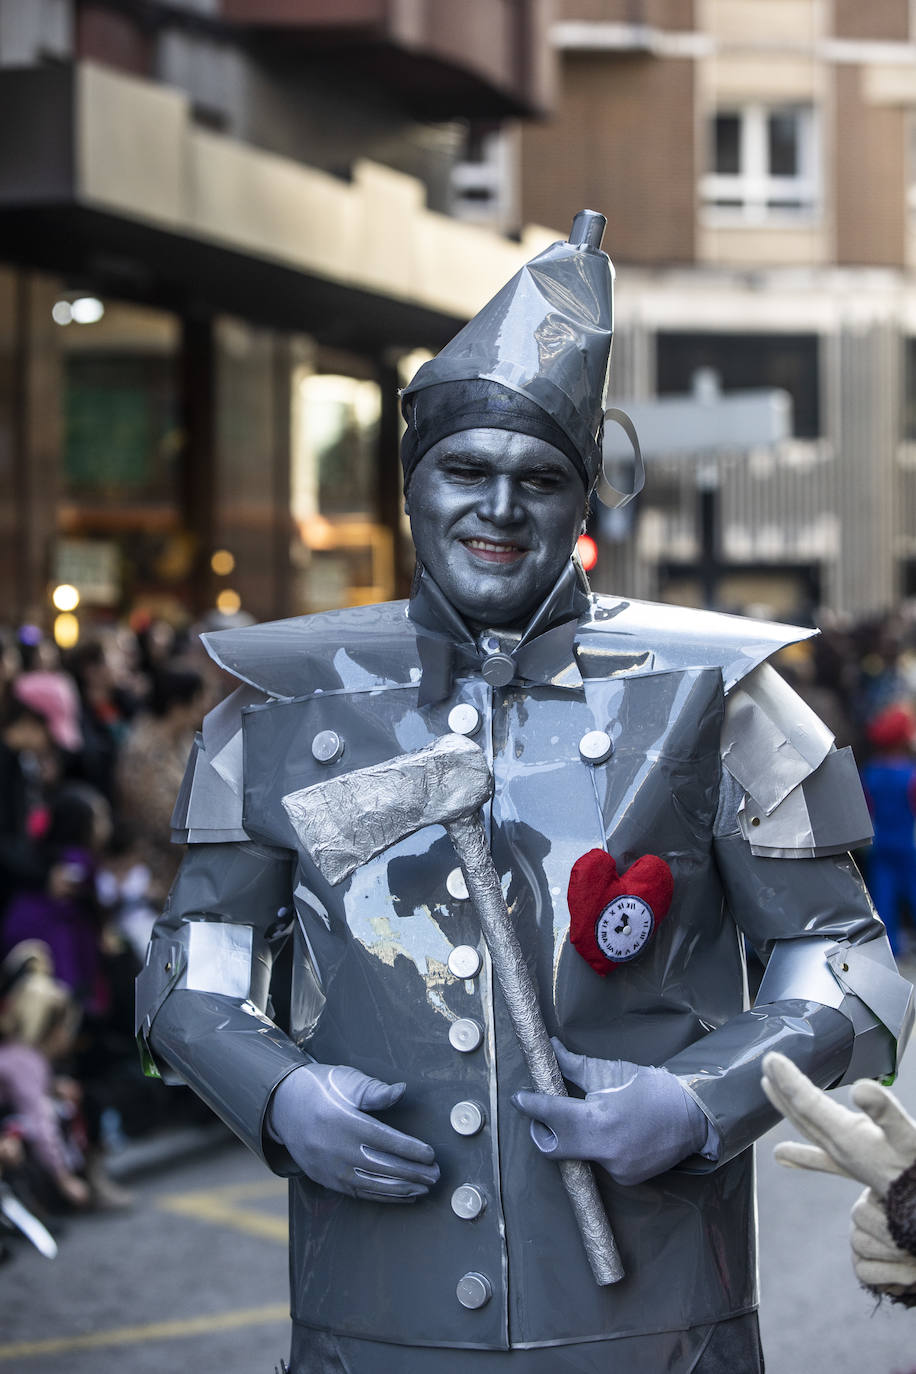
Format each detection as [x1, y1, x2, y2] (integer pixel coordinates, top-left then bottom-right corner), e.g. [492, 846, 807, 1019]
[451, 1184, 486, 1220]
[446, 867, 469, 901]
[579, 729, 613, 764]
[450, 1101, 485, 1136]
[311, 730, 344, 764]
[448, 704, 481, 736]
[448, 944, 482, 979]
[457, 1272, 492, 1309]
[449, 1018, 483, 1053]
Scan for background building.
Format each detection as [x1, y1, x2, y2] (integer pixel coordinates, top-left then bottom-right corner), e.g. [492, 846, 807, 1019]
[508, 0, 916, 620]
[0, 0, 556, 633]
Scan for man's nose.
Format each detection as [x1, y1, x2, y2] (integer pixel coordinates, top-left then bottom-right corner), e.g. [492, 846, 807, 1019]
[478, 476, 522, 525]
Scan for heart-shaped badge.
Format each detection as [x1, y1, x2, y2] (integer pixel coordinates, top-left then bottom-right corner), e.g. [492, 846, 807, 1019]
[568, 849, 673, 975]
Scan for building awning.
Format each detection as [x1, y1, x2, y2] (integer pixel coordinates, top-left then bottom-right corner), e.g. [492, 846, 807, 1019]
[0, 61, 556, 352]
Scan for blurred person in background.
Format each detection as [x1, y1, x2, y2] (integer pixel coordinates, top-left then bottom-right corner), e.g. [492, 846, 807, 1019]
[0, 941, 89, 1213]
[66, 637, 140, 807]
[0, 699, 61, 916]
[115, 667, 205, 906]
[108, 667, 206, 961]
[860, 705, 916, 956]
[0, 783, 140, 1183]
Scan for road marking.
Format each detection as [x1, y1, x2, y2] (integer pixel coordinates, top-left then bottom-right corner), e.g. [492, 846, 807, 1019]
[0, 1304, 290, 1361]
[156, 1177, 289, 1243]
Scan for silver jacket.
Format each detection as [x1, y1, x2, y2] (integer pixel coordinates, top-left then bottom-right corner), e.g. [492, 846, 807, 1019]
[137, 567, 913, 1354]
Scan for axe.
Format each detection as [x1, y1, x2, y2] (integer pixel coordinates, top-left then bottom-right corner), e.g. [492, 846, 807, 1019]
[282, 732, 623, 1285]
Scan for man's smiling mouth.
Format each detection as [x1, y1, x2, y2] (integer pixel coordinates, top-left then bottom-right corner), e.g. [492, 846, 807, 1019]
[461, 538, 527, 565]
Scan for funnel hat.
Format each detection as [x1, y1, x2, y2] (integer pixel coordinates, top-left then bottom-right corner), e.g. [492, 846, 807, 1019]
[401, 211, 614, 492]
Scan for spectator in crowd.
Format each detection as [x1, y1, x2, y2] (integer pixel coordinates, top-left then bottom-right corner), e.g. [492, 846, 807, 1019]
[0, 941, 89, 1212]
[66, 638, 139, 806]
[0, 699, 60, 916]
[860, 704, 916, 955]
[115, 667, 205, 910]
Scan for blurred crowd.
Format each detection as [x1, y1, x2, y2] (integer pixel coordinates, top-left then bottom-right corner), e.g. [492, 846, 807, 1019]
[1, 600, 916, 1259]
[778, 607, 916, 960]
[0, 615, 229, 1254]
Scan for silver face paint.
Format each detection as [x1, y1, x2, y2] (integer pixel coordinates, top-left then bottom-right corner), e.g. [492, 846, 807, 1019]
[406, 430, 587, 630]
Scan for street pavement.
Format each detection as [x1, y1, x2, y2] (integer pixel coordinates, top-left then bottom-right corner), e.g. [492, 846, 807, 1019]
[2, 1056, 916, 1373]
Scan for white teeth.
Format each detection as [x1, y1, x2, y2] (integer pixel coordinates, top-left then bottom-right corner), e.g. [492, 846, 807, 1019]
[464, 539, 520, 551]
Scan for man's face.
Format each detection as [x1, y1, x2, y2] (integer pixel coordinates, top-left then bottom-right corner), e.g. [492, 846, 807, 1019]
[406, 427, 587, 628]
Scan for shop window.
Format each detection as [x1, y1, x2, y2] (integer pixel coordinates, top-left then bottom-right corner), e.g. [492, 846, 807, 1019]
[703, 105, 818, 220]
[903, 337, 916, 440]
[56, 298, 184, 616]
[292, 371, 392, 612]
[656, 333, 820, 439]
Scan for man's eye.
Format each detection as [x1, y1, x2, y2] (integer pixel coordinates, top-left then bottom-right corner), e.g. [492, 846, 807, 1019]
[523, 473, 562, 493]
[445, 465, 486, 483]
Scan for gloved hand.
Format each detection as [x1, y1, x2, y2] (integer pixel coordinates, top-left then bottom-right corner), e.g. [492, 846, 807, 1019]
[511, 1038, 713, 1187]
[850, 1187, 916, 1301]
[267, 1062, 439, 1203]
[762, 1051, 916, 1195]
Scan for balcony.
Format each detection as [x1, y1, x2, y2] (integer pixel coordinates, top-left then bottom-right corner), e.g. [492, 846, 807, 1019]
[220, 0, 555, 119]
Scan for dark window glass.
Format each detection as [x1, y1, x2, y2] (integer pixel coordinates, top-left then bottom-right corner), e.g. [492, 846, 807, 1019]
[656, 333, 820, 438]
[903, 338, 916, 439]
[64, 354, 180, 501]
[768, 111, 799, 176]
[714, 113, 740, 174]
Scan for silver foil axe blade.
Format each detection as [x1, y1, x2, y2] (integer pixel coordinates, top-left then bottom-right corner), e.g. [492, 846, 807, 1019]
[282, 733, 493, 886]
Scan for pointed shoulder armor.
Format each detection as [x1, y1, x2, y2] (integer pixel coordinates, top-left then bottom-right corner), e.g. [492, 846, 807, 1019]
[200, 600, 419, 698]
[577, 594, 816, 693]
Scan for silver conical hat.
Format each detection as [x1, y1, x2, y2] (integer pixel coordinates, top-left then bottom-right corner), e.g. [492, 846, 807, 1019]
[402, 211, 614, 484]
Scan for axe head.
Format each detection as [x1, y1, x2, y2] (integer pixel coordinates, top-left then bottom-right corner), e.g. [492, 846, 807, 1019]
[282, 733, 493, 885]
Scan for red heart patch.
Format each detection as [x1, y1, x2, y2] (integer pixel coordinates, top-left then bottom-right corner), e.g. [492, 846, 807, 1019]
[568, 850, 673, 976]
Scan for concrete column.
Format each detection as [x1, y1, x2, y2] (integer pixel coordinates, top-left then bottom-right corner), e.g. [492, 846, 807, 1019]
[0, 267, 61, 625]
[825, 321, 900, 615]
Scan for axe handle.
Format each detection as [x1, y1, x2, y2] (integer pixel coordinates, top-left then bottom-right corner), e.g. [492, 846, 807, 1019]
[447, 815, 624, 1286]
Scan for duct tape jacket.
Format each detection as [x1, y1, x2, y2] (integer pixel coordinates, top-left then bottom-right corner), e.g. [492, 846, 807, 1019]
[136, 577, 913, 1356]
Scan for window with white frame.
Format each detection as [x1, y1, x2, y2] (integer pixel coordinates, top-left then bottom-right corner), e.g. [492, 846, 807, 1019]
[702, 104, 818, 221]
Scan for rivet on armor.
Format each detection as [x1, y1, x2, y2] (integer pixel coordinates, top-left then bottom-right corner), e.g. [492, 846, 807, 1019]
[448, 944, 482, 979]
[482, 653, 516, 687]
[448, 703, 481, 736]
[311, 730, 344, 764]
[450, 1100, 485, 1136]
[451, 1184, 486, 1220]
[447, 867, 470, 901]
[751, 816, 761, 827]
[457, 1272, 493, 1309]
[578, 729, 613, 765]
[449, 1018, 484, 1053]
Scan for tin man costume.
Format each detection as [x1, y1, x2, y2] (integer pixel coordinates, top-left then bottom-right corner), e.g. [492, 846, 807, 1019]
[137, 212, 913, 1373]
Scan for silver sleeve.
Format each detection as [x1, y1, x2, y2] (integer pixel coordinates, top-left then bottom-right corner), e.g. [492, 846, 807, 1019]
[135, 840, 304, 1164]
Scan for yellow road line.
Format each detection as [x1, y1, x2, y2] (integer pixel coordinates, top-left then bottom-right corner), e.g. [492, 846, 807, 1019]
[158, 1191, 288, 1241]
[156, 1177, 289, 1243]
[0, 1304, 290, 1361]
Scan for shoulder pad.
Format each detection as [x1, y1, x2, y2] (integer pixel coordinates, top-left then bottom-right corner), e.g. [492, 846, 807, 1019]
[720, 663, 873, 857]
[738, 746, 873, 858]
[201, 601, 418, 698]
[171, 684, 266, 842]
[576, 595, 814, 692]
[721, 661, 833, 814]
